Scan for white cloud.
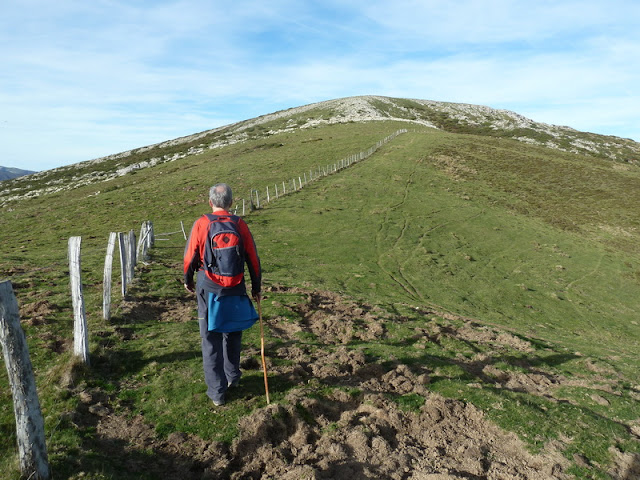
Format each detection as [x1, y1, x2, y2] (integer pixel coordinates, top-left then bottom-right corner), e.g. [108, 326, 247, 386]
[1, 0, 639, 171]
[360, 0, 640, 45]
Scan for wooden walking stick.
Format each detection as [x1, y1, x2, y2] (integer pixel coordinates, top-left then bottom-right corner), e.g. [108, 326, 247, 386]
[257, 297, 270, 404]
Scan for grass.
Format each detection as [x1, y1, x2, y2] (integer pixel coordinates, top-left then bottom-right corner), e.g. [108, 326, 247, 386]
[254, 130, 640, 364]
[1, 118, 639, 478]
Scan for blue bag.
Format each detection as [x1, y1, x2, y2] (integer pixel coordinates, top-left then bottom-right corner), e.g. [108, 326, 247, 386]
[207, 293, 258, 332]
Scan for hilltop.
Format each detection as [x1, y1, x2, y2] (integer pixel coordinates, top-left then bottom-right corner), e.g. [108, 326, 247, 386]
[1, 96, 638, 207]
[1, 97, 639, 479]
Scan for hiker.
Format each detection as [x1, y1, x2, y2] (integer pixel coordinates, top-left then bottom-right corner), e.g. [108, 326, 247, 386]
[183, 183, 262, 406]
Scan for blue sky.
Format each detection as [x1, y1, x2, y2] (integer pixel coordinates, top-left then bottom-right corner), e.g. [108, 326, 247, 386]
[2, 0, 639, 172]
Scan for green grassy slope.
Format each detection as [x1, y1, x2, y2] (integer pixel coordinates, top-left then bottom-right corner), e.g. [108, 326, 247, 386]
[256, 129, 640, 363]
[1, 119, 639, 478]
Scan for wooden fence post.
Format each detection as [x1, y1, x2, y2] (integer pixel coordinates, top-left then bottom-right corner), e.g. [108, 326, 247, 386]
[103, 232, 117, 320]
[146, 220, 154, 249]
[137, 222, 146, 261]
[137, 221, 154, 262]
[0, 281, 51, 480]
[118, 232, 127, 297]
[68, 236, 89, 364]
[128, 230, 136, 280]
[180, 220, 187, 240]
[123, 232, 131, 279]
[147, 220, 156, 248]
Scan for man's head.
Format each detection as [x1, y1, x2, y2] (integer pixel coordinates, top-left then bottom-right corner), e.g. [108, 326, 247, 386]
[209, 183, 233, 209]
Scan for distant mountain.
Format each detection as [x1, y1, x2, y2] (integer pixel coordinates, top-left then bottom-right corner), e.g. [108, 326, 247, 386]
[0, 166, 36, 181]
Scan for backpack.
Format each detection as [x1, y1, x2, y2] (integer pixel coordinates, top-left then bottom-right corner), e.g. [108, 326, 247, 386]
[202, 214, 245, 288]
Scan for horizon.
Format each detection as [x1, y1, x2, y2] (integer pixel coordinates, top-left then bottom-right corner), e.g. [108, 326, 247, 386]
[2, 0, 639, 172]
[2, 95, 639, 175]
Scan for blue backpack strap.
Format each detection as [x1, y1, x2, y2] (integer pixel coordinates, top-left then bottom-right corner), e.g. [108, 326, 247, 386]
[204, 212, 238, 223]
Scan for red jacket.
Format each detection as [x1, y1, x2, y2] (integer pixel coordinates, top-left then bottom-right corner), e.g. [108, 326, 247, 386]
[184, 211, 261, 296]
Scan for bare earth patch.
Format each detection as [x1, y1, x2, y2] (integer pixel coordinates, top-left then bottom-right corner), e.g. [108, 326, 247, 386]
[69, 286, 639, 479]
[20, 298, 55, 326]
[117, 296, 195, 324]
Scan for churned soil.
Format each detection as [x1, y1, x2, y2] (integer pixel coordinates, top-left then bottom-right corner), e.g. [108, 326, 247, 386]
[65, 286, 639, 479]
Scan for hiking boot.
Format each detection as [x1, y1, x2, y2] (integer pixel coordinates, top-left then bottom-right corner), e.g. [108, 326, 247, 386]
[228, 379, 240, 388]
[212, 398, 225, 406]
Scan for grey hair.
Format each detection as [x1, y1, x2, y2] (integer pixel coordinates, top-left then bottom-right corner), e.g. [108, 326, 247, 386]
[209, 183, 233, 209]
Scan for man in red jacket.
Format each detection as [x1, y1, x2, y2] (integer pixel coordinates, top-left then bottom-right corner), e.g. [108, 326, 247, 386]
[183, 183, 261, 406]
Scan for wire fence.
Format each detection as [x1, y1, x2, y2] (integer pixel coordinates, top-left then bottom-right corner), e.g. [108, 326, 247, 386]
[2, 128, 408, 289]
[236, 129, 407, 214]
[0, 128, 409, 478]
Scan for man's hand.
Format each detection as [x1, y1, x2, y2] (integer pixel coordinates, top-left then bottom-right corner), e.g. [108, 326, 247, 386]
[184, 283, 195, 293]
[252, 291, 261, 302]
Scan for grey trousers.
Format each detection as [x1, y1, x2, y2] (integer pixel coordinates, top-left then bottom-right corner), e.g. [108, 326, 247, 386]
[197, 285, 242, 403]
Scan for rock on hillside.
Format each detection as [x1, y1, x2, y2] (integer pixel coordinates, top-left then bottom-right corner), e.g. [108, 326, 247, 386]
[1, 96, 638, 206]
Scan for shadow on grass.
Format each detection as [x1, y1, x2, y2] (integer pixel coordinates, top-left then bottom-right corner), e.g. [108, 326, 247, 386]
[51, 400, 227, 480]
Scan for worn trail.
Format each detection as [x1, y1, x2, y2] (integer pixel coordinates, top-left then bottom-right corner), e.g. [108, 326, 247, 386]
[62, 286, 633, 479]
